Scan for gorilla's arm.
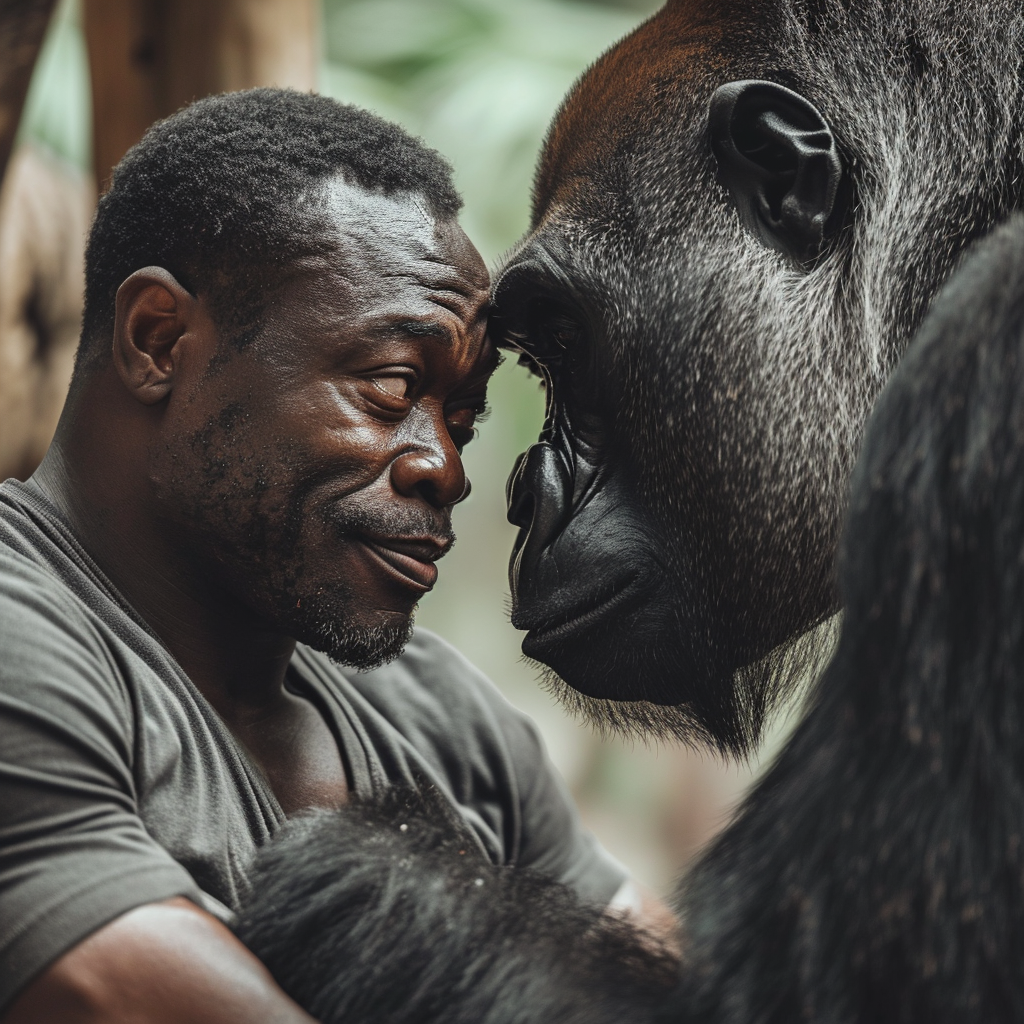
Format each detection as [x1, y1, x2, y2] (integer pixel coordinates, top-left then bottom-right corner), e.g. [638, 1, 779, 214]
[236, 788, 677, 1024]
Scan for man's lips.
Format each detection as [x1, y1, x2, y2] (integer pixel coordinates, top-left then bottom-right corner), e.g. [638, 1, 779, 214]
[357, 535, 448, 592]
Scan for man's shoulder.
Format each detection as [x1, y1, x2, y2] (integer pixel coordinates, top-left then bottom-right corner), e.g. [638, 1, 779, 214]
[0, 482, 141, 716]
[0, 521, 87, 639]
[0, 527, 137, 748]
[0, 482, 100, 642]
[0, 479, 77, 597]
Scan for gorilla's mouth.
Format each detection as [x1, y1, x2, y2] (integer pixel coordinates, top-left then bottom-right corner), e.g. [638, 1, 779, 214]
[515, 576, 645, 655]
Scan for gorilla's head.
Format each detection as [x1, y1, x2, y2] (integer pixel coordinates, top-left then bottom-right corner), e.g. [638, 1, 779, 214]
[494, 0, 1024, 754]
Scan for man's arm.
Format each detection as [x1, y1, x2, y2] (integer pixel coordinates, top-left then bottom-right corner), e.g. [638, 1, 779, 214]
[2, 898, 315, 1024]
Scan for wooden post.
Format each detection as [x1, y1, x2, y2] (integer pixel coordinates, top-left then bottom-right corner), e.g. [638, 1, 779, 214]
[83, 0, 318, 189]
[0, 0, 59, 181]
[0, 147, 90, 480]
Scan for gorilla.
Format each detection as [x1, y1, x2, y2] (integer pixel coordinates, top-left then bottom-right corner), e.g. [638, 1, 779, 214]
[235, 1, 1024, 1019]
[236, 209, 1024, 1024]
[235, 787, 677, 1024]
[495, 0, 1024, 754]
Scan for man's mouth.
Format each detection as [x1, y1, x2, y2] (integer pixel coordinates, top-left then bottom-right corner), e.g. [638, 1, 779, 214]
[358, 535, 447, 592]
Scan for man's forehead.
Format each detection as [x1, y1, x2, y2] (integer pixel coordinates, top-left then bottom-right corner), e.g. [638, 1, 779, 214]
[314, 176, 488, 293]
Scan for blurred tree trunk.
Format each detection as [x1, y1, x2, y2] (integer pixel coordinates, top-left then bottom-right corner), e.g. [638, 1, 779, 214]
[84, 0, 318, 188]
[0, 146, 90, 480]
[0, 0, 58, 181]
[0, 0, 317, 480]
[0, 0, 83, 482]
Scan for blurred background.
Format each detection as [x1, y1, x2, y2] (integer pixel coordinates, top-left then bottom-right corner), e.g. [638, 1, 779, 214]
[1, 0, 791, 895]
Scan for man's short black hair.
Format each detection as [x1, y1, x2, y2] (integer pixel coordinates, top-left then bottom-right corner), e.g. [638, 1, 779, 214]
[77, 87, 462, 373]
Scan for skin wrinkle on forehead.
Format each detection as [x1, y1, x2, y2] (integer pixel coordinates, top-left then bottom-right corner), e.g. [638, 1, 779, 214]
[317, 176, 487, 292]
[283, 181, 489, 368]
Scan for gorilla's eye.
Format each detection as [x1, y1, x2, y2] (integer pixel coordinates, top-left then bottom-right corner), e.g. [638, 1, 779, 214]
[528, 307, 584, 366]
[502, 323, 553, 382]
[544, 313, 583, 349]
[498, 300, 585, 387]
[515, 350, 547, 381]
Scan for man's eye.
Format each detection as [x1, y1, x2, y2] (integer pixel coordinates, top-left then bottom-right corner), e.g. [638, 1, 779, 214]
[370, 376, 412, 400]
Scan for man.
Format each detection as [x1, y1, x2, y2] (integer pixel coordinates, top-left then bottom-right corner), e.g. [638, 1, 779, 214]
[0, 89, 658, 1023]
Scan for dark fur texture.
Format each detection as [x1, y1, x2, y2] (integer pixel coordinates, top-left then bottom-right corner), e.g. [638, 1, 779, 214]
[496, 0, 1024, 755]
[668, 216, 1024, 1022]
[235, 787, 676, 1024]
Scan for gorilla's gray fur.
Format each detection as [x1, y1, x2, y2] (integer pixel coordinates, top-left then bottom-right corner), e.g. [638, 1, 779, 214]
[499, 0, 1024, 754]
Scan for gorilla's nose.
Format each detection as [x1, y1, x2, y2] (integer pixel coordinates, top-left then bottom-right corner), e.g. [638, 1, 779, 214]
[506, 442, 571, 550]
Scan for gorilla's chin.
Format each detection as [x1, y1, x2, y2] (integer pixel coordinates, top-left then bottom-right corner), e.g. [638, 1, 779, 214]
[527, 613, 840, 758]
[524, 619, 747, 755]
[519, 594, 692, 706]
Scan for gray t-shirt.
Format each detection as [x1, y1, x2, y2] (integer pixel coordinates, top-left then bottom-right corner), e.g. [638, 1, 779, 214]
[0, 478, 626, 1012]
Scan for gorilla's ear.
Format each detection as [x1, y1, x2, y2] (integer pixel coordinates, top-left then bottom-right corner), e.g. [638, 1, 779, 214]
[709, 80, 845, 265]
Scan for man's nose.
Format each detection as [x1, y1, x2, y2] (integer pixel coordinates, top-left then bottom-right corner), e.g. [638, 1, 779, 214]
[390, 420, 469, 508]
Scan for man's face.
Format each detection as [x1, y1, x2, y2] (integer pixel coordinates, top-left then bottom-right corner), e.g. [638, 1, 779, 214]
[150, 179, 495, 668]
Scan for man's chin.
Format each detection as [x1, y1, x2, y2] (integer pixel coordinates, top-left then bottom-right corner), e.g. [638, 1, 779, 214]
[299, 614, 414, 671]
[281, 593, 415, 670]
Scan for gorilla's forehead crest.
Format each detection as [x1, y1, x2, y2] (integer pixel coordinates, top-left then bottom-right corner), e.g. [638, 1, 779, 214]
[533, 1, 734, 226]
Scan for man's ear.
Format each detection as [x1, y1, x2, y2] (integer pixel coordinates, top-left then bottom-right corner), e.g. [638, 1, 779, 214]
[709, 80, 845, 265]
[112, 267, 196, 405]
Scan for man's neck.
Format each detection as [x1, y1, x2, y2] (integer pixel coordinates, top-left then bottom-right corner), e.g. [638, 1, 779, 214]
[33, 415, 296, 724]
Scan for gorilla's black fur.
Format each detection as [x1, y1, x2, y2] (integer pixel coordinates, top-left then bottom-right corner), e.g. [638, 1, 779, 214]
[235, 786, 676, 1024]
[668, 216, 1024, 1022]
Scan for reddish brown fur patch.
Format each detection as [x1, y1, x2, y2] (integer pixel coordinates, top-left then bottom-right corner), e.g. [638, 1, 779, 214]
[532, 0, 759, 223]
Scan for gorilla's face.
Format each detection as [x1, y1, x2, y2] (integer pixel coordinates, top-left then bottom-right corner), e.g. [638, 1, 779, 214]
[493, 0, 1019, 753]
[496, 102, 862, 750]
[496, 191, 862, 752]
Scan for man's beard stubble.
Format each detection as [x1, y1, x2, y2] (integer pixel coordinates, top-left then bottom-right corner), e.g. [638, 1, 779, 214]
[285, 589, 415, 671]
[268, 494, 456, 672]
[170, 418, 456, 672]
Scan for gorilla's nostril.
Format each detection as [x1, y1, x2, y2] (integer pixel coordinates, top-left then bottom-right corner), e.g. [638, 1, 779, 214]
[507, 484, 535, 531]
[506, 450, 529, 516]
[506, 442, 572, 547]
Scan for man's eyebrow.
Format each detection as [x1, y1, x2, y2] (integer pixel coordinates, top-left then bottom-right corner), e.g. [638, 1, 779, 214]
[373, 300, 493, 347]
[384, 319, 455, 346]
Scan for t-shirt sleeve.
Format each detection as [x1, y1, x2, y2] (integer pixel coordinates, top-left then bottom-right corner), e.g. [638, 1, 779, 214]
[499, 706, 629, 907]
[0, 558, 202, 1013]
